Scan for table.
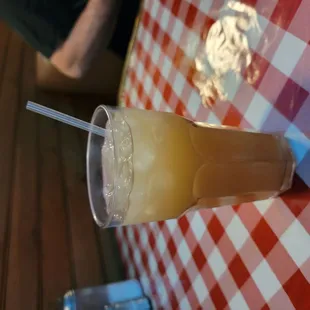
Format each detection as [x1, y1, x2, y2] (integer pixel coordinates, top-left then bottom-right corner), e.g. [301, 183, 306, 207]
[116, 0, 310, 309]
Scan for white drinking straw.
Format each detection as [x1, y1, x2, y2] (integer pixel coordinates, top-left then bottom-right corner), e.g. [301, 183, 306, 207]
[26, 101, 106, 137]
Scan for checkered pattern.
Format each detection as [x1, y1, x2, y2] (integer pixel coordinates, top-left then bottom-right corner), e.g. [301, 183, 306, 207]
[116, 0, 310, 309]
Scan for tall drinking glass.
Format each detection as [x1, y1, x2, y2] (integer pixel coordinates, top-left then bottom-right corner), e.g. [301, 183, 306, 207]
[87, 106, 295, 227]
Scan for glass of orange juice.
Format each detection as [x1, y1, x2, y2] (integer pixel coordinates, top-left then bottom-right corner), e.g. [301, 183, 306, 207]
[86, 106, 295, 227]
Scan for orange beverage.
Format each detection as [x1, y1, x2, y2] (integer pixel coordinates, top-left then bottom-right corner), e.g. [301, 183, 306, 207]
[87, 107, 295, 227]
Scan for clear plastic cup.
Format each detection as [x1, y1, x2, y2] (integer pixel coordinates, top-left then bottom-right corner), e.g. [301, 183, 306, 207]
[87, 106, 295, 228]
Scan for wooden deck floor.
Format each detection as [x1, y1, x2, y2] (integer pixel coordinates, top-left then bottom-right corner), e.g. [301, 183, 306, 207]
[0, 23, 125, 309]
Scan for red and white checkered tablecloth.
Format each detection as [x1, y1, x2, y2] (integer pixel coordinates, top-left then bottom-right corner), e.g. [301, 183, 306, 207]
[116, 0, 310, 309]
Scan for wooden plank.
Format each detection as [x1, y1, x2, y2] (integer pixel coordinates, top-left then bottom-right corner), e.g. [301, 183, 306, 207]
[74, 99, 126, 283]
[96, 229, 127, 283]
[0, 23, 10, 86]
[0, 32, 24, 309]
[37, 91, 74, 309]
[4, 43, 40, 309]
[58, 99, 104, 288]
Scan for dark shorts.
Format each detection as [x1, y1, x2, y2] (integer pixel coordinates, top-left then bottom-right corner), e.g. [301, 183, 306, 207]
[108, 0, 141, 59]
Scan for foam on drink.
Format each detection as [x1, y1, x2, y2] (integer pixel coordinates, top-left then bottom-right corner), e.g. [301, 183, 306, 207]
[101, 112, 133, 223]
